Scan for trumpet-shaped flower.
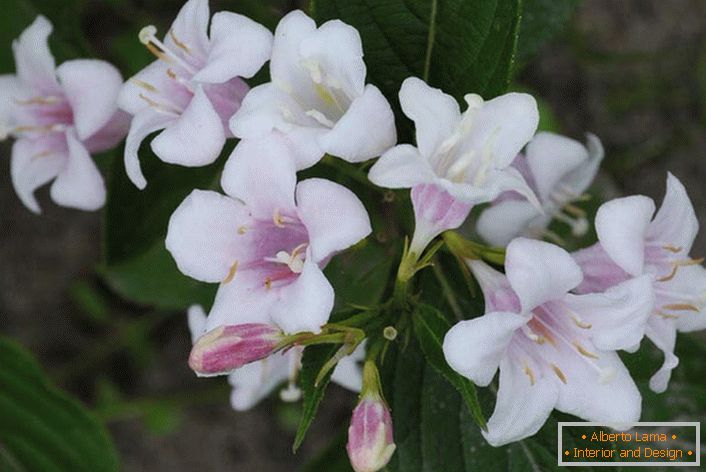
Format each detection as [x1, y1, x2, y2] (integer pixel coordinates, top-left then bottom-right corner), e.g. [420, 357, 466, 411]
[167, 136, 371, 335]
[118, 0, 273, 189]
[229, 10, 396, 167]
[368, 77, 539, 207]
[0, 16, 129, 213]
[443, 238, 654, 446]
[409, 183, 473, 255]
[188, 305, 365, 410]
[477, 132, 604, 246]
[572, 173, 706, 393]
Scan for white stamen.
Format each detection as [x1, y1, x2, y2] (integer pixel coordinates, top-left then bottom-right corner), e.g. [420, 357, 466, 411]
[305, 109, 335, 128]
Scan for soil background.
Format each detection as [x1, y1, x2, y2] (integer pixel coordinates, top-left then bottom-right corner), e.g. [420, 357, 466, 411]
[1, 0, 705, 470]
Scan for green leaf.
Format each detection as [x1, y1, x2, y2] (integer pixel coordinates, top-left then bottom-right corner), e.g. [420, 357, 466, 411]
[301, 429, 354, 472]
[517, 0, 580, 64]
[99, 242, 216, 311]
[412, 304, 486, 430]
[310, 0, 521, 138]
[101, 141, 229, 309]
[0, 337, 119, 472]
[383, 339, 556, 471]
[293, 343, 341, 452]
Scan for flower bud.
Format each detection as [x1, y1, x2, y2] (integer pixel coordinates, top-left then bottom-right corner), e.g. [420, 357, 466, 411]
[346, 362, 395, 472]
[409, 183, 472, 255]
[188, 323, 284, 376]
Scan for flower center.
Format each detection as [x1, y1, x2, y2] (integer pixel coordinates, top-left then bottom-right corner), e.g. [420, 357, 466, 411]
[264, 243, 307, 274]
[3, 95, 73, 142]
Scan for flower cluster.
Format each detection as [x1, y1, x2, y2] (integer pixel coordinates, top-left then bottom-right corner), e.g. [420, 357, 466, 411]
[3, 1, 704, 470]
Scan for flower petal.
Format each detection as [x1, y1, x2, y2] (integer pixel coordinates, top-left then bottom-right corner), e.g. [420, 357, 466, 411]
[505, 238, 583, 312]
[229, 83, 290, 138]
[206, 270, 277, 331]
[647, 173, 699, 253]
[151, 86, 225, 167]
[10, 136, 66, 214]
[319, 84, 396, 162]
[465, 92, 539, 169]
[12, 16, 59, 93]
[296, 178, 371, 263]
[228, 352, 294, 411]
[368, 144, 437, 189]
[477, 199, 542, 247]
[49, 129, 105, 211]
[82, 110, 131, 154]
[561, 133, 604, 195]
[123, 111, 173, 189]
[571, 243, 630, 294]
[56, 59, 124, 140]
[193, 12, 273, 83]
[0, 74, 24, 126]
[483, 359, 559, 446]
[670, 265, 706, 333]
[398, 77, 460, 158]
[117, 61, 174, 115]
[270, 10, 318, 93]
[166, 189, 251, 283]
[221, 136, 297, 217]
[525, 132, 589, 202]
[165, 0, 210, 60]
[645, 316, 679, 393]
[563, 274, 654, 351]
[187, 304, 208, 343]
[595, 195, 655, 276]
[270, 259, 334, 334]
[298, 18, 366, 97]
[443, 312, 528, 386]
[555, 351, 641, 425]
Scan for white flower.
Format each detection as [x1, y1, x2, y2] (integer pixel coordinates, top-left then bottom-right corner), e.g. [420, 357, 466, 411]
[166, 136, 371, 335]
[1, 16, 128, 213]
[443, 238, 654, 446]
[118, 0, 273, 189]
[573, 173, 706, 393]
[368, 77, 540, 207]
[477, 132, 604, 246]
[229, 10, 396, 168]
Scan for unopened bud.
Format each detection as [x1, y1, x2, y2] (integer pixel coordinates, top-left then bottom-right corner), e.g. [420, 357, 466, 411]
[188, 323, 284, 376]
[346, 394, 396, 472]
[346, 361, 395, 472]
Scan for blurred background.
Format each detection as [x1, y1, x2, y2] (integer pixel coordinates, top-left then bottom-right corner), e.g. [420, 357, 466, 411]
[1, 0, 705, 470]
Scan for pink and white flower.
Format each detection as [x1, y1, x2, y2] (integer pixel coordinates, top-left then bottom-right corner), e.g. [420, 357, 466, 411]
[477, 132, 604, 246]
[409, 183, 473, 255]
[229, 10, 396, 168]
[118, 0, 273, 189]
[188, 305, 365, 411]
[167, 136, 371, 335]
[573, 173, 706, 393]
[368, 77, 540, 207]
[443, 238, 654, 446]
[0, 16, 128, 213]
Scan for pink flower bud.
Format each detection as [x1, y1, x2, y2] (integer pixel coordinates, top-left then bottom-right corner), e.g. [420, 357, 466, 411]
[188, 323, 284, 376]
[410, 183, 472, 255]
[346, 394, 396, 472]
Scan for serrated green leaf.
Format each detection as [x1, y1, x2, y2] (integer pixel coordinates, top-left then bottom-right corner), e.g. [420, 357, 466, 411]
[310, 0, 521, 139]
[293, 344, 341, 451]
[0, 338, 119, 472]
[412, 304, 486, 430]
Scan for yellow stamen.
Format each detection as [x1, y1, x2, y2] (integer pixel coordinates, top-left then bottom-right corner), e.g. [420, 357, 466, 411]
[130, 78, 157, 92]
[523, 363, 536, 386]
[15, 96, 60, 106]
[264, 277, 272, 290]
[551, 364, 567, 384]
[223, 261, 238, 284]
[573, 341, 599, 359]
[662, 303, 699, 312]
[237, 226, 247, 235]
[169, 30, 191, 53]
[571, 314, 592, 329]
[563, 203, 586, 218]
[166, 68, 177, 79]
[273, 208, 286, 228]
[656, 311, 679, 319]
[662, 244, 683, 253]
